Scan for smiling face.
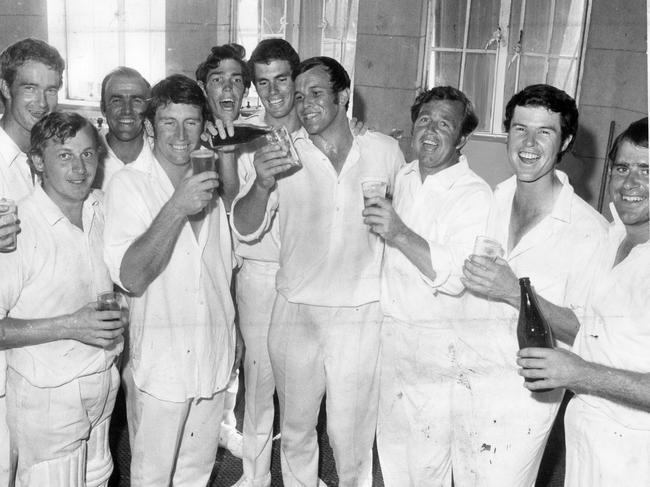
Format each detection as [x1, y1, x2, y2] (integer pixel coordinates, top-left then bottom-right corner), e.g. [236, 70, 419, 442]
[102, 73, 149, 142]
[253, 59, 295, 121]
[0, 60, 60, 135]
[411, 99, 466, 177]
[609, 139, 649, 232]
[32, 125, 98, 207]
[201, 58, 247, 123]
[152, 102, 203, 168]
[506, 105, 571, 183]
[294, 66, 348, 136]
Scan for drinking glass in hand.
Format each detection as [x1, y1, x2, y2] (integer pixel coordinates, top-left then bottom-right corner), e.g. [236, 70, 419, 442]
[97, 292, 128, 323]
[473, 235, 504, 261]
[0, 198, 18, 253]
[265, 126, 301, 167]
[191, 148, 216, 176]
[361, 180, 388, 208]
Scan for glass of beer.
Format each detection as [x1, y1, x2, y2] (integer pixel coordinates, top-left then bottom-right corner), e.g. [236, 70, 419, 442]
[0, 198, 18, 253]
[190, 148, 216, 175]
[97, 291, 128, 323]
[361, 179, 388, 208]
[265, 126, 301, 167]
[473, 235, 504, 261]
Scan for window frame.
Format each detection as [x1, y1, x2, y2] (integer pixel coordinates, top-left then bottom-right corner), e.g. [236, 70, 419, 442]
[424, 0, 592, 137]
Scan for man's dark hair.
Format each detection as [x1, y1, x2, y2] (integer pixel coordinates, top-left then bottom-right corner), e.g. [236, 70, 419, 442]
[293, 56, 351, 109]
[248, 38, 300, 78]
[609, 117, 648, 162]
[29, 111, 105, 162]
[504, 84, 579, 160]
[195, 43, 251, 89]
[144, 74, 208, 125]
[410, 86, 479, 138]
[0, 38, 65, 103]
[100, 66, 151, 113]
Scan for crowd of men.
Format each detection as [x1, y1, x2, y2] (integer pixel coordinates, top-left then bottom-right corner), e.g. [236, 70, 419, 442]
[0, 35, 647, 487]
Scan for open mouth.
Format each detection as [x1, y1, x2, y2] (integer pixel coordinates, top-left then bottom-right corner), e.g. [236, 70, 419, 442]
[220, 100, 236, 111]
[621, 194, 648, 203]
[421, 137, 439, 150]
[518, 151, 541, 162]
[171, 143, 190, 151]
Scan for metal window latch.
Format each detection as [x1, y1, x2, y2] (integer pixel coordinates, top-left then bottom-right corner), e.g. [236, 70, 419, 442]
[484, 27, 503, 50]
[508, 30, 523, 68]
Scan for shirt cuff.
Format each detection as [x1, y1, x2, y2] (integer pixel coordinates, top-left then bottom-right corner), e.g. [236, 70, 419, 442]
[420, 240, 464, 295]
[230, 184, 276, 243]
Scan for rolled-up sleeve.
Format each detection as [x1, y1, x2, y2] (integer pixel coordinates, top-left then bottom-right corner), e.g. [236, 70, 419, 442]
[419, 186, 493, 295]
[230, 176, 279, 243]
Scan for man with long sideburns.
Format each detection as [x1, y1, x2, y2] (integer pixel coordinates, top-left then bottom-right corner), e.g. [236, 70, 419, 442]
[233, 56, 404, 486]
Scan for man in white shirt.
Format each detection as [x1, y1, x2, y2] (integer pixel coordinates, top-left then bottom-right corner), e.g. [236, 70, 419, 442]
[103, 74, 236, 486]
[233, 56, 404, 486]
[97, 66, 152, 191]
[459, 84, 608, 486]
[362, 86, 492, 485]
[0, 37, 64, 486]
[0, 111, 126, 487]
[223, 39, 300, 487]
[518, 117, 650, 486]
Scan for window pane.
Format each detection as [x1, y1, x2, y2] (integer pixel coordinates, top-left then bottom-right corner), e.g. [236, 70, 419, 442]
[521, 1, 552, 54]
[432, 0, 467, 49]
[429, 51, 462, 87]
[237, 0, 261, 57]
[550, 0, 587, 55]
[261, 0, 286, 37]
[516, 55, 546, 90]
[321, 0, 359, 79]
[463, 53, 496, 132]
[467, 0, 500, 50]
[547, 57, 578, 93]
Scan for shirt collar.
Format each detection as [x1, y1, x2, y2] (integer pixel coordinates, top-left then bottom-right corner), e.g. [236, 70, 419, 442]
[405, 154, 471, 190]
[33, 184, 100, 227]
[496, 169, 575, 224]
[0, 125, 24, 167]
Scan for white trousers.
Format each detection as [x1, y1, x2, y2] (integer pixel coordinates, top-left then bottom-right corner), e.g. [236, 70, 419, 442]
[379, 320, 563, 487]
[451, 339, 563, 487]
[269, 294, 381, 487]
[236, 259, 279, 482]
[377, 320, 458, 487]
[123, 364, 225, 487]
[6, 366, 119, 487]
[0, 395, 12, 487]
[564, 397, 650, 486]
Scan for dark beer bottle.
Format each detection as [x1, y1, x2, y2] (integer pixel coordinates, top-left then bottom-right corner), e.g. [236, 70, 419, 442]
[517, 277, 554, 392]
[211, 123, 271, 147]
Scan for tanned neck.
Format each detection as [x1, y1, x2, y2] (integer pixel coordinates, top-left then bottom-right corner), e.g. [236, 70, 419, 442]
[310, 114, 353, 174]
[106, 131, 145, 164]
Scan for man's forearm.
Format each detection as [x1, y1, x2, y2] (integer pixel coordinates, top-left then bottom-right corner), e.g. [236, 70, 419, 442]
[232, 183, 271, 237]
[0, 315, 69, 349]
[217, 149, 239, 211]
[535, 296, 581, 345]
[120, 200, 186, 295]
[573, 361, 650, 411]
[391, 229, 437, 282]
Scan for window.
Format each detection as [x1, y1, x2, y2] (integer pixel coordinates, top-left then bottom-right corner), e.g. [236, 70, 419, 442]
[235, 0, 360, 108]
[427, 0, 590, 135]
[47, 0, 166, 105]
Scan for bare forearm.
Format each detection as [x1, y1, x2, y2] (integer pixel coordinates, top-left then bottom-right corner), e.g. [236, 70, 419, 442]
[232, 183, 271, 236]
[217, 150, 239, 211]
[391, 229, 436, 282]
[572, 361, 650, 411]
[0, 315, 70, 349]
[120, 200, 186, 295]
